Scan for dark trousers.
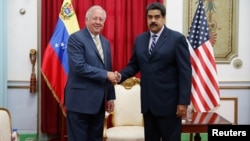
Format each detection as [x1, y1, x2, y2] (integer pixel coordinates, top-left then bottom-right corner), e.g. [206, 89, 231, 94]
[66, 109, 105, 141]
[143, 112, 182, 141]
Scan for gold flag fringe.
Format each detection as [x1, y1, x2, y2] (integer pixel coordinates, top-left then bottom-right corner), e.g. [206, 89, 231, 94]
[41, 70, 66, 117]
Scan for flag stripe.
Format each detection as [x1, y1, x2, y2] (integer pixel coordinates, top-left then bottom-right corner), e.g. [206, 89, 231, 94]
[49, 19, 69, 74]
[190, 45, 214, 111]
[41, 0, 79, 115]
[191, 43, 219, 110]
[59, 1, 79, 34]
[41, 44, 68, 102]
[187, 0, 220, 112]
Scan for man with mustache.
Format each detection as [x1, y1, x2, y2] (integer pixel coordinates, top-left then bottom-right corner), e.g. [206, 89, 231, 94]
[116, 2, 192, 141]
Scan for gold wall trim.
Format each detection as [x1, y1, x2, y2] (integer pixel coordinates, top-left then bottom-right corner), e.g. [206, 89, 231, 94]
[220, 97, 238, 124]
[219, 86, 250, 89]
[7, 81, 250, 89]
[212, 97, 238, 124]
[8, 85, 30, 89]
[219, 81, 250, 89]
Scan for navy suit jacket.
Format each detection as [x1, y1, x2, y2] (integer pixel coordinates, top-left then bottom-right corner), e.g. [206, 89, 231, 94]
[120, 26, 192, 116]
[64, 28, 115, 114]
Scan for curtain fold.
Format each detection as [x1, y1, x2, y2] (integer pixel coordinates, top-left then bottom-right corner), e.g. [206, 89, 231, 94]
[41, 0, 162, 135]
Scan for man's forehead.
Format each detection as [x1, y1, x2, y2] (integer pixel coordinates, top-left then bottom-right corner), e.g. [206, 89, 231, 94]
[147, 10, 161, 15]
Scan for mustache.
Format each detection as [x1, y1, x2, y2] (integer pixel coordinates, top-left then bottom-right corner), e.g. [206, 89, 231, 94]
[150, 23, 158, 27]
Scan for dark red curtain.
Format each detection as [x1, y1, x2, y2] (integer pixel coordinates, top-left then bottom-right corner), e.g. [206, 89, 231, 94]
[41, 0, 163, 135]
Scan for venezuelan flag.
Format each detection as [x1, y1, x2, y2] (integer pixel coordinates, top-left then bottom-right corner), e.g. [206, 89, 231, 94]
[41, 0, 79, 115]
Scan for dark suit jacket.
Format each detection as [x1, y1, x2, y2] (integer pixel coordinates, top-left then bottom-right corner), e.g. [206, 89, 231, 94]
[64, 28, 115, 114]
[120, 26, 192, 116]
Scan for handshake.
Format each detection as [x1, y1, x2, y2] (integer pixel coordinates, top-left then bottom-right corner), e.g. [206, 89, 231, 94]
[107, 71, 121, 84]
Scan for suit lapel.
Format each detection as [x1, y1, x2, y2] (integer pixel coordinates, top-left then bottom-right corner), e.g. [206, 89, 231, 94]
[84, 29, 105, 64]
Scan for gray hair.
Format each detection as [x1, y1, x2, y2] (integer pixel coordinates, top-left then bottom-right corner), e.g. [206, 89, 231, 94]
[85, 5, 107, 20]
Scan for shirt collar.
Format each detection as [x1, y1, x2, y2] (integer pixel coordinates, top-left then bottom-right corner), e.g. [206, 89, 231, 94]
[150, 25, 164, 37]
[87, 28, 100, 38]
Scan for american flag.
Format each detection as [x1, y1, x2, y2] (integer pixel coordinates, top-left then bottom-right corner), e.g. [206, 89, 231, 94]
[187, 0, 220, 112]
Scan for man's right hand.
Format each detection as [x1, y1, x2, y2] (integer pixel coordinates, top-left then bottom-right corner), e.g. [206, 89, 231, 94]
[107, 71, 121, 84]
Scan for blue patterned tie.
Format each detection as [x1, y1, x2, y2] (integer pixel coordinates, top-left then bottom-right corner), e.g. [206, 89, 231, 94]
[149, 34, 157, 55]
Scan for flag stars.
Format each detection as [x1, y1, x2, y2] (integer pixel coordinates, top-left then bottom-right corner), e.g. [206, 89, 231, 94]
[60, 42, 65, 47]
[54, 43, 59, 48]
[187, 2, 210, 49]
[54, 42, 67, 49]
